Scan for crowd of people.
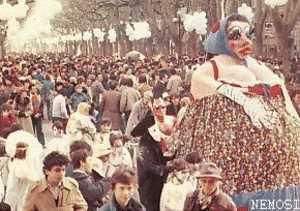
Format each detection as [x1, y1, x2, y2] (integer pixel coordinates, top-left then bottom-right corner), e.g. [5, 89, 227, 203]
[0, 13, 299, 211]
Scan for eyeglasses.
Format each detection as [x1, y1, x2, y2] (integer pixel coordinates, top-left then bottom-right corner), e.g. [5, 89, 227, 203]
[227, 26, 254, 41]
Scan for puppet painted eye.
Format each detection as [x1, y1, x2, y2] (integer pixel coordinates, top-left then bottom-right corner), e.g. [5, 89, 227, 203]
[227, 27, 242, 40]
[211, 21, 220, 33]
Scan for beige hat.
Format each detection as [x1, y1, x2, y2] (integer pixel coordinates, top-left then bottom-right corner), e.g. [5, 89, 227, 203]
[91, 157, 104, 177]
[93, 144, 112, 158]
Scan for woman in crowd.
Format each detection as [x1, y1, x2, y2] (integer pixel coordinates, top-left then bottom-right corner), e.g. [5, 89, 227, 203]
[14, 89, 34, 134]
[66, 102, 96, 146]
[0, 103, 17, 138]
[173, 13, 300, 209]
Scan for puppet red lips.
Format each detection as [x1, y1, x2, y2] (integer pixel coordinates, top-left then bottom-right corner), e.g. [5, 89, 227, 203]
[238, 45, 253, 56]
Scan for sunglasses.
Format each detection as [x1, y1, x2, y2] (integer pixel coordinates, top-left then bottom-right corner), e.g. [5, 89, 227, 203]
[198, 178, 218, 184]
[154, 105, 166, 109]
[227, 26, 254, 41]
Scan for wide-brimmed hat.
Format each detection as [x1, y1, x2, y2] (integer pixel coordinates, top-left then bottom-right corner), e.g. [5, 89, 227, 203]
[91, 157, 104, 177]
[93, 144, 112, 158]
[195, 162, 222, 180]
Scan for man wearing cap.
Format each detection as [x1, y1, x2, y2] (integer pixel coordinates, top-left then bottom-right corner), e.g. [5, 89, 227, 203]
[183, 162, 237, 211]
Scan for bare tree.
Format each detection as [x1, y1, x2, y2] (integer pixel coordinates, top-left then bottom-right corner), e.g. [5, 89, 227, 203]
[253, 0, 269, 56]
[270, 0, 300, 74]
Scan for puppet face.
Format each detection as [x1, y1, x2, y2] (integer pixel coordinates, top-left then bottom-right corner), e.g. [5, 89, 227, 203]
[226, 21, 253, 60]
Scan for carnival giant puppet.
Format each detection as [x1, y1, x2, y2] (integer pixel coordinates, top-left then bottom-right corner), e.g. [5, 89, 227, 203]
[172, 13, 300, 210]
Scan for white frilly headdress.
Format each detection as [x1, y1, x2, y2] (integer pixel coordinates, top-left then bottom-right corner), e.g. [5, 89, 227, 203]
[6, 130, 44, 181]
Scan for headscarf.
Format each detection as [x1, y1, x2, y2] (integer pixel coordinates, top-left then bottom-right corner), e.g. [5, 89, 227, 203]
[204, 13, 247, 56]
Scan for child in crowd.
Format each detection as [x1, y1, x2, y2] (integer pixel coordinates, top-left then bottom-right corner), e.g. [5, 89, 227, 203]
[92, 143, 115, 178]
[95, 118, 112, 148]
[45, 121, 70, 156]
[109, 132, 133, 168]
[160, 158, 195, 211]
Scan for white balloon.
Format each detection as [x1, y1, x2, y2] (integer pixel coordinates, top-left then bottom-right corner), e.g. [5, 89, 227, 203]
[12, 2, 29, 19]
[93, 28, 105, 41]
[183, 12, 207, 35]
[0, 1, 14, 20]
[125, 21, 151, 41]
[238, 3, 254, 22]
[7, 18, 20, 37]
[265, 0, 288, 8]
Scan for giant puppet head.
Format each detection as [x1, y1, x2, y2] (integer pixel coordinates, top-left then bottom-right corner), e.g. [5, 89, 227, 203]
[204, 14, 254, 60]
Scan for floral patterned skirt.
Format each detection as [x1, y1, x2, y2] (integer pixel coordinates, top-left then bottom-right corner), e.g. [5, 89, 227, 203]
[172, 94, 300, 194]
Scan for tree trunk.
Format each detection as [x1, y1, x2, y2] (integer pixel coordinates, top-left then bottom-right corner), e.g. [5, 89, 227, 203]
[271, 0, 300, 76]
[277, 32, 291, 76]
[253, 0, 268, 57]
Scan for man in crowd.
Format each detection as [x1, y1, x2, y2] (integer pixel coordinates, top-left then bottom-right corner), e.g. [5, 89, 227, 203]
[52, 82, 69, 130]
[23, 151, 88, 210]
[120, 78, 141, 123]
[183, 162, 237, 211]
[70, 149, 111, 211]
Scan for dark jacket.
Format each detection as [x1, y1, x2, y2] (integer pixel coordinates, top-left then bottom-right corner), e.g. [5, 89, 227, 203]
[70, 171, 111, 211]
[166, 103, 180, 117]
[100, 90, 123, 130]
[131, 112, 170, 211]
[183, 190, 237, 211]
[153, 81, 166, 98]
[99, 195, 145, 211]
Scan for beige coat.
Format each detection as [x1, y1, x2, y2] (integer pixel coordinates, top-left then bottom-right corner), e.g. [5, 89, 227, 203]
[23, 177, 88, 211]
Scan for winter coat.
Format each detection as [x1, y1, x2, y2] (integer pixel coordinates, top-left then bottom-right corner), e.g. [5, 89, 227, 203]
[99, 195, 145, 211]
[125, 101, 149, 136]
[153, 81, 166, 98]
[183, 190, 237, 211]
[138, 83, 152, 97]
[131, 113, 170, 211]
[120, 87, 141, 113]
[100, 90, 123, 130]
[70, 170, 111, 211]
[40, 79, 54, 102]
[166, 103, 180, 117]
[167, 75, 182, 96]
[91, 81, 105, 105]
[23, 177, 88, 211]
[66, 112, 96, 146]
[15, 100, 34, 134]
